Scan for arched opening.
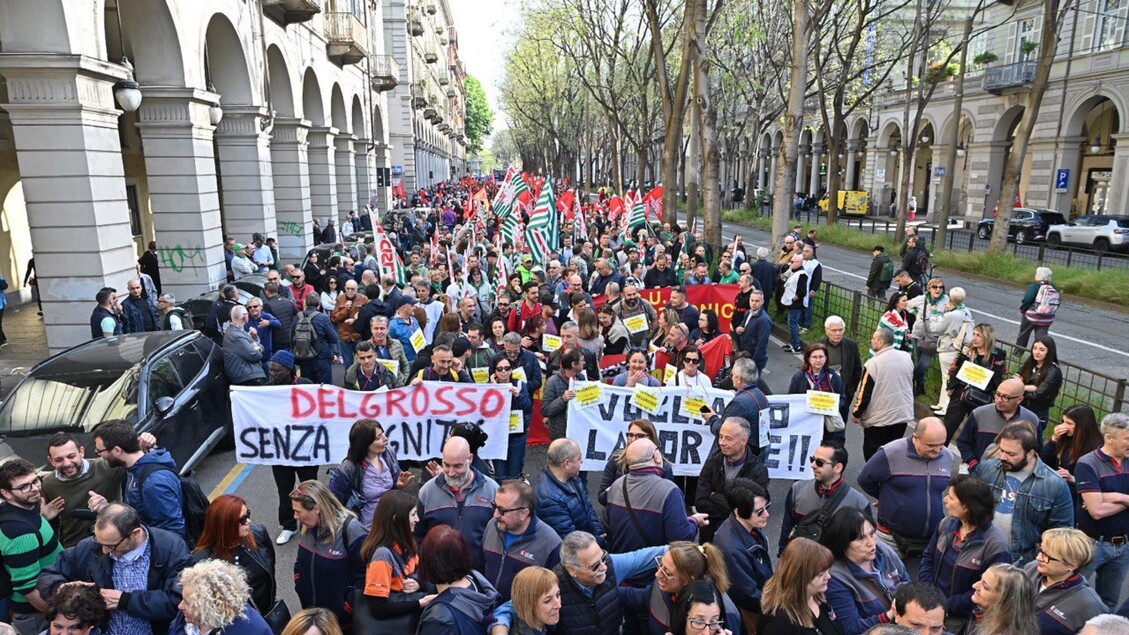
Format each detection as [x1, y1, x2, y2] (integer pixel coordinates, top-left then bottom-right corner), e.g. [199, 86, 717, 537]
[985, 106, 1025, 217]
[302, 69, 326, 126]
[913, 122, 935, 220]
[877, 121, 903, 217]
[1072, 97, 1120, 215]
[849, 118, 869, 191]
[267, 45, 296, 118]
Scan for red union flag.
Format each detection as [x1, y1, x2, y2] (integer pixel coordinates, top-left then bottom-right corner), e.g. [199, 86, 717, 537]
[643, 185, 664, 219]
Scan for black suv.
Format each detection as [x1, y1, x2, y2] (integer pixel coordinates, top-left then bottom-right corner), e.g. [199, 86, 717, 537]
[976, 208, 1067, 244]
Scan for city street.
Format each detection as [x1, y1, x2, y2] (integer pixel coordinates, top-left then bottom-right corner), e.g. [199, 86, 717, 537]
[720, 218, 1129, 381]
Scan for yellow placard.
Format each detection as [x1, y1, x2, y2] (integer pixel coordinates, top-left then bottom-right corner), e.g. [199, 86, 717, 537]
[805, 390, 841, 416]
[575, 383, 603, 408]
[624, 314, 649, 334]
[663, 364, 678, 385]
[509, 411, 523, 433]
[630, 386, 662, 415]
[543, 333, 562, 352]
[512, 366, 528, 382]
[409, 327, 426, 353]
[681, 396, 708, 420]
[377, 358, 399, 374]
[956, 361, 993, 390]
[471, 367, 490, 384]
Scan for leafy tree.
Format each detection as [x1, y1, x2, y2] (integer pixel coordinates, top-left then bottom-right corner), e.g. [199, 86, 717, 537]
[464, 75, 494, 156]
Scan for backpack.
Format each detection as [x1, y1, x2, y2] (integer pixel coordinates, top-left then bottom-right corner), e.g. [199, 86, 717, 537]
[292, 311, 320, 360]
[787, 483, 850, 545]
[912, 249, 929, 276]
[1026, 283, 1061, 325]
[879, 256, 894, 282]
[137, 464, 210, 546]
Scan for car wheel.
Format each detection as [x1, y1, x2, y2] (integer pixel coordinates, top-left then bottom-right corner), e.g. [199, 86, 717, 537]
[1048, 233, 1062, 246]
[977, 226, 990, 240]
[1095, 238, 1111, 253]
[1016, 230, 1030, 245]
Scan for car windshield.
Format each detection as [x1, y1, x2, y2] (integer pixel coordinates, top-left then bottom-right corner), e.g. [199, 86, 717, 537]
[0, 367, 140, 436]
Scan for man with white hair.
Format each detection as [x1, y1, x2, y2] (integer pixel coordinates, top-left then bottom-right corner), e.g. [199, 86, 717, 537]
[157, 293, 189, 331]
[1017, 266, 1060, 348]
[703, 358, 769, 457]
[222, 305, 267, 385]
[1080, 614, 1129, 635]
[1077, 412, 1129, 609]
[415, 436, 499, 570]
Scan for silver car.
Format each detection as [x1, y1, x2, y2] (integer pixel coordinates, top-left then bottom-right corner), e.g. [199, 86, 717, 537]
[1046, 214, 1129, 253]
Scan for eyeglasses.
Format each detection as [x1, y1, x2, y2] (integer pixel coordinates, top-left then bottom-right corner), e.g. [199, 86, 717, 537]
[490, 502, 526, 515]
[753, 501, 771, 516]
[810, 457, 835, 468]
[994, 392, 1022, 401]
[625, 432, 648, 441]
[1036, 544, 1067, 565]
[7, 476, 42, 494]
[583, 550, 609, 572]
[95, 531, 131, 552]
[653, 556, 677, 580]
[688, 618, 725, 633]
[930, 285, 945, 290]
[684, 358, 701, 365]
[239, 513, 252, 525]
[94, 446, 110, 456]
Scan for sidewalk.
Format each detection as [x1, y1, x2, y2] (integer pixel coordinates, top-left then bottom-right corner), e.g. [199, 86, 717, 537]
[0, 302, 48, 398]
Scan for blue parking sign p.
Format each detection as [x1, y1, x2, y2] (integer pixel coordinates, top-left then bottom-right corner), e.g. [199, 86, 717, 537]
[1055, 169, 1070, 192]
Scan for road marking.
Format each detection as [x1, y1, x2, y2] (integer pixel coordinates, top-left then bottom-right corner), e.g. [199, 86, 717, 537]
[209, 462, 254, 501]
[723, 229, 1129, 359]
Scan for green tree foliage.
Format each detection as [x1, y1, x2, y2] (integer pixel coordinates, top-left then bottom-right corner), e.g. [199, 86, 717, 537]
[464, 75, 494, 156]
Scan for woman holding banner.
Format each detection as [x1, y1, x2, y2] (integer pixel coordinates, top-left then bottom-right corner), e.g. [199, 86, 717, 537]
[492, 352, 534, 480]
[670, 345, 712, 390]
[788, 343, 848, 442]
[612, 350, 662, 388]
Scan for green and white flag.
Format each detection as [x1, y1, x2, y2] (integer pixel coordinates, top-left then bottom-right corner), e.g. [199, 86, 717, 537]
[525, 181, 557, 265]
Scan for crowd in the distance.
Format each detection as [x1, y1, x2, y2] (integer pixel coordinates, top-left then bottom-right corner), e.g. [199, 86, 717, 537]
[6, 175, 1127, 635]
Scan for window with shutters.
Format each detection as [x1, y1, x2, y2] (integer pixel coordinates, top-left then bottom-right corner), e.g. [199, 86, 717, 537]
[1016, 18, 1038, 59]
[1097, 0, 1128, 50]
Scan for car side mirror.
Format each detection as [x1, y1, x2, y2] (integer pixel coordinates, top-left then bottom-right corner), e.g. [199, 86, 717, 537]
[154, 396, 175, 418]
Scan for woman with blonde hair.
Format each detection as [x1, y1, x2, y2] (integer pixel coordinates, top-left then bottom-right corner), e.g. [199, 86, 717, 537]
[289, 479, 368, 631]
[621, 541, 740, 635]
[964, 563, 1038, 635]
[1024, 528, 1106, 635]
[281, 608, 343, 635]
[576, 308, 604, 361]
[760, 537, 843, 635]
[169, 559, 272, 634]
[942, 322, 1008, 443]
[509, 567, 561, 635]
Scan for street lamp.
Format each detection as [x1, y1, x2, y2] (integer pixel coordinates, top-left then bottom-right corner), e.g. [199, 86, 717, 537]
[956, 143, 967, 157]
[111, 5, 141, 112]
[207, 83, 224, 126]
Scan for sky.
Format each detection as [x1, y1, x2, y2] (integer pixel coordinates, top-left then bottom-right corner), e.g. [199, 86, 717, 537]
[449, 0, 515, 136]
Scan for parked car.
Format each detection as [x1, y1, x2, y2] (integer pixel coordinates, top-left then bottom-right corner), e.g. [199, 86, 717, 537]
[178, 288, 254, 326]
[1047, 214, 1129, 252]
[0, 332, 231, 472]
[299, 241, 368, 273]
[232, 274, 270, 298]
[976, 208, 1067, 244]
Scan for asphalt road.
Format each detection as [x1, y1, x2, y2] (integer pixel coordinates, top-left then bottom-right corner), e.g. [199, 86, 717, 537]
[719, 217, 1129, 383]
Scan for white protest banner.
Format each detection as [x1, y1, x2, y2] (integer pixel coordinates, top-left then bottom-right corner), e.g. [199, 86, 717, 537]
[565, 384, 823, 479]
[231, 382, 513, 466]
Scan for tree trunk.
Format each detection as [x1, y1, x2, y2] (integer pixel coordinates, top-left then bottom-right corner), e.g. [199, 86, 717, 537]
[645, 0, 695, 225]
[687, 94, 701, 227]
[696, 0, 721, 246]
[772, 0, 808, 251]
[991, 0, 1068, 252]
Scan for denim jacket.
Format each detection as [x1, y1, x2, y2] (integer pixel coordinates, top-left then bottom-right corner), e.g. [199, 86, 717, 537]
[973, 456, 1074, 562]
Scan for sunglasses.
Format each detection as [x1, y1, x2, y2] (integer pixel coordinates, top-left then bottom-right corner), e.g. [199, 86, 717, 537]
[584, 550, 609, 572]
[683, 358, 701, 365]
[810, 457, 835, 468]
[495, 365, 512, 372]
[753, 501, 771, 516]
[239, 513, 252, 525]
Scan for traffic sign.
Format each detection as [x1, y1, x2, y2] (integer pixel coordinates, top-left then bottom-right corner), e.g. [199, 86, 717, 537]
[1055, 168, 1070, 192]
[934, 166, 946, 178]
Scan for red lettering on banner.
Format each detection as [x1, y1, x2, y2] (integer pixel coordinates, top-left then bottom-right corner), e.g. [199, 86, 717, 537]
[386, 389, 410, 417]
[359, 393, 382, 418]
[591, 284, 739, 333]
[336, 388, 358, 419]
[317, 387, 340, 420]
[480, 388, 506, 418]
[433, 385, 456, 415]
[455, 388, 479, 416]
[411, 385, 430, 416]
[291, 388, 316, 418]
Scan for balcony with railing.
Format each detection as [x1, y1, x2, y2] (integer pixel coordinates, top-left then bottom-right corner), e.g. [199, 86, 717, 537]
[437, 67, 450, 85]
[324, 12, 368, 65]
[408, 6, 425, 36]
[424, 0, 437, 14]
[424, 42, 439, 63]
[413, 82, 430, 109]
[982, 60, 1037, 94]
[262, 0, 320, 25]
[370, 54, 400, 92]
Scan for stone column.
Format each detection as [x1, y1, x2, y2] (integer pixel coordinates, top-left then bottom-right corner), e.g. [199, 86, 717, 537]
[983, 140, 1011, 216]
[270, 117, 314, 260]
[758, 153, 768, 190]
[213, 105, 276, 241]
[354, 138, 374, 212]
[809, 143, 824, 194]
[334, 134, 358, 214]
[846, 142, 859, 191]
[307, 126, 339, 227]
[1051, 136, 1086, 213]
[1108, 133, 1129, 213]
[768, 148, 779, 194]
[373, 143, 392, 210]
[0, 55, 140, 351]
[135, 87, 229, 304]
[795, 150, 807, 194]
